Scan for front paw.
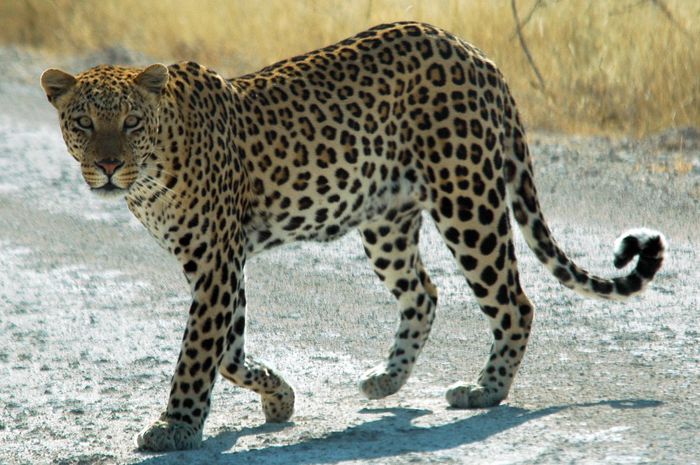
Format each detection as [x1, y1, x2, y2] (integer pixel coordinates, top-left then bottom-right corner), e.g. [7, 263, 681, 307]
[261, 380, 295, 423]
[135, 415, 203, 451]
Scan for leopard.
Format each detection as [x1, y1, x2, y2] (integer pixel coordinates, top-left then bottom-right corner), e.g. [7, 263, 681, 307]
[40, 22, 666, 451]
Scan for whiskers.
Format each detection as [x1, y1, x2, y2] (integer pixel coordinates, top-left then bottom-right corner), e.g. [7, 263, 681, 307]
[142, 166, 179, 180]
[131, 171, 182, 208]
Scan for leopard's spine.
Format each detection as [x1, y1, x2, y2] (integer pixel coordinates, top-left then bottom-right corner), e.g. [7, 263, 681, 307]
[502, 108, 666, 300]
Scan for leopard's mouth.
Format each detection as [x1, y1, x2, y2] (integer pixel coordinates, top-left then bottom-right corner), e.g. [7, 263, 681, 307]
[99, 181, 119, 191]
[90, 180, 129, 199]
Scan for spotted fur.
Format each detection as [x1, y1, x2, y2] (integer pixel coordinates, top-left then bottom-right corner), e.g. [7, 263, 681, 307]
[41, 22, 666, 451]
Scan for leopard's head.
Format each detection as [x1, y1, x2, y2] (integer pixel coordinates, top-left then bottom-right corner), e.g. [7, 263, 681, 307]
[40, 64, 168, 199]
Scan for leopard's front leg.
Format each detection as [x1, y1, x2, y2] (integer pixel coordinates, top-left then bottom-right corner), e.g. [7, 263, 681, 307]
[218, 280, 295, 423]
[135, 248, 243, 451]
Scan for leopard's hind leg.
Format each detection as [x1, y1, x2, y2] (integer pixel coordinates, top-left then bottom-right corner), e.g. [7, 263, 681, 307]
[432, 196, 534, 408]
[358, 208, 439, 399]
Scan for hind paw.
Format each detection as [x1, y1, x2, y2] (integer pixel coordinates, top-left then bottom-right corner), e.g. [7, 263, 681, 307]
[359, 366, 405, 399]
[445, 383, 505, 409]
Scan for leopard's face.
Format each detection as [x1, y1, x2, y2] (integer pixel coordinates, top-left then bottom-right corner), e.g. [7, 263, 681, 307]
[41, 64, 169, 199]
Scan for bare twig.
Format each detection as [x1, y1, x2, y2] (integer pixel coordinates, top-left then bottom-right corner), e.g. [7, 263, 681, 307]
[649, 0, 692, 39]
[511, 0, 546, 90]
[610, 0, 692, 39]
[509, 0, 545, 40]
[609, 0, 646, 17]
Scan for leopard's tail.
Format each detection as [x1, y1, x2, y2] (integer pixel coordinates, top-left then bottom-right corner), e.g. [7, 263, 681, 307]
[502, 112, 666, 300]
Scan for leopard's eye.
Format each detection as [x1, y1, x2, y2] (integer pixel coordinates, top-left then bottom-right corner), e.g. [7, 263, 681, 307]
[75, 115, 93, 130]
[124, 115, 142, 130]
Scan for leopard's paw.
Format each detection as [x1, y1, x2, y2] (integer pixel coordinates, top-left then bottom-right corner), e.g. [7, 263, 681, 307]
[359, 365, 405, 400]
[261, 380, 295, 423]
[445, 382, 505, 409]
[135, 416, 202, 451]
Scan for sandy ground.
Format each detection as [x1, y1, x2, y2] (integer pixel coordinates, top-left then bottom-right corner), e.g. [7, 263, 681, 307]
[0, 48, 699, 464]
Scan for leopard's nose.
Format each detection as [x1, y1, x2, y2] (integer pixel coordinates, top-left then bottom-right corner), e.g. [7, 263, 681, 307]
[95, 159, 124, 176]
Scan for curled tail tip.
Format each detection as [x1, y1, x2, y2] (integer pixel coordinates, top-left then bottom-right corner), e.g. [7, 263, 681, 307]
[613, 228, 667, 270]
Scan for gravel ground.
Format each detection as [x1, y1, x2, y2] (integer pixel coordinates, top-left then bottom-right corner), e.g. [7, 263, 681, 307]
[0, 47, 698, 464]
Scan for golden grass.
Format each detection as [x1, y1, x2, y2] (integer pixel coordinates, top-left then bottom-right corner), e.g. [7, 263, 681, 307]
[1, 0, 698, 135]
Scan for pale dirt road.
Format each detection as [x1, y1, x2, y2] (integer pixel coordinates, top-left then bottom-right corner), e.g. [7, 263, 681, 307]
[1, 48, 698, 464]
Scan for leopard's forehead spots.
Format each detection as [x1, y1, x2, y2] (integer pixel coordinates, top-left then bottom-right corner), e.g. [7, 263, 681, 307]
[74, 65, 141, 112]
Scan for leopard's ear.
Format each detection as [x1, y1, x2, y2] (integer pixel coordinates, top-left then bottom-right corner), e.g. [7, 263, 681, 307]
[135, 64, 169, 95]
[40, 68, 77, 108]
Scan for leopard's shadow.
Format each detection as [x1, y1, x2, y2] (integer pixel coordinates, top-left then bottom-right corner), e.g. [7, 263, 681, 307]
[135, 399, 661, 464]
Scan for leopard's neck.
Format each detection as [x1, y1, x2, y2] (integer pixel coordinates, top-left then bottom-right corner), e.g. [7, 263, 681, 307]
[125, 66, 250, 254]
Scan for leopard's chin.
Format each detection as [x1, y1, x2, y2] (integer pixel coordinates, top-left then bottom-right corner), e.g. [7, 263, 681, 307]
[90, 182, 128, 200]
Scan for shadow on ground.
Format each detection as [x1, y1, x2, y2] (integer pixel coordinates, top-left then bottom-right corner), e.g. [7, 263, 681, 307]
[134, 399, 661, 464]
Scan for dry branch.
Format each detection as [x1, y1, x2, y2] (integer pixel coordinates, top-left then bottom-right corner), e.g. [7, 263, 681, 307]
[511, 0, 546, 91]
[650, 0, 692, 39]
[509, 0, 545, 40]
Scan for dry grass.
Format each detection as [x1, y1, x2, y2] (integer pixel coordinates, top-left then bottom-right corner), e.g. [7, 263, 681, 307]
[1, 0, 698, 135]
